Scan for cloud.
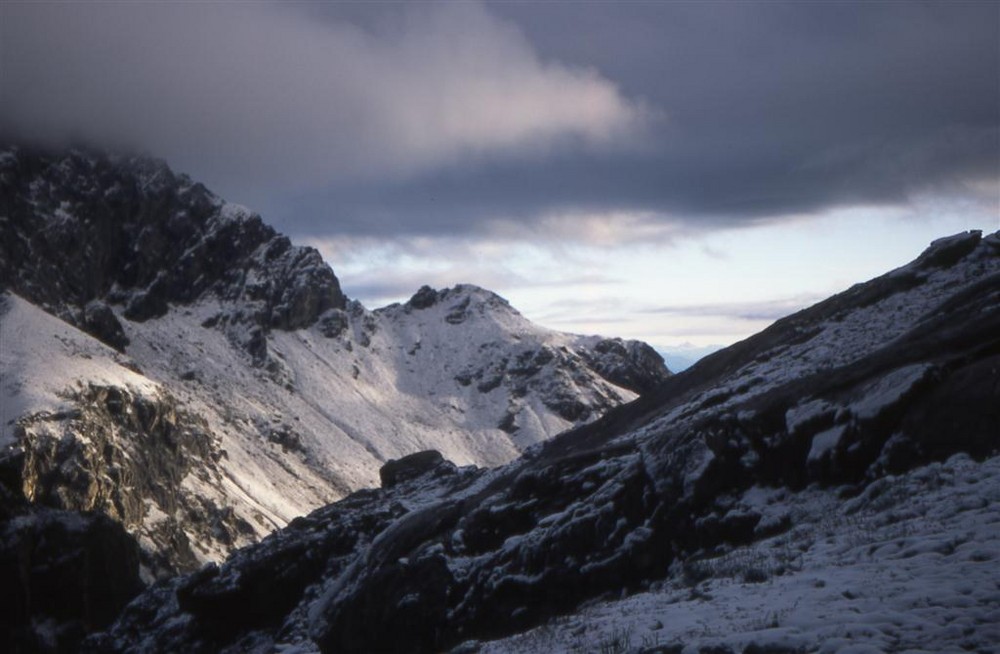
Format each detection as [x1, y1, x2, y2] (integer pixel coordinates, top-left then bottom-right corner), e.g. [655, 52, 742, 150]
[645, 295, 827, 323]
[265, 1, 997, 240]
[2, 1, 995, 246]
[0, 1, 648, 188]
[301, 234, 623, 307]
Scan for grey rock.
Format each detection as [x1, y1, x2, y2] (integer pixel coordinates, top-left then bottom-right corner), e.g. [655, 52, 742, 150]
[0, 146, 347, 351]
[379, 450, 451, 489]
[81, 300, 129, 351]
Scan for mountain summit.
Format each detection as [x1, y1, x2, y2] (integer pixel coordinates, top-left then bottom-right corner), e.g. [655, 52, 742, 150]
[0, 145, 670, 588]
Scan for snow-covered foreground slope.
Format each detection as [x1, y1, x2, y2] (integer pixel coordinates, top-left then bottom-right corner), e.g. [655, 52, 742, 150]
[482, 452, 1000, 654]
[0, 145, 669, 577]
[84, 232, 1000, 654]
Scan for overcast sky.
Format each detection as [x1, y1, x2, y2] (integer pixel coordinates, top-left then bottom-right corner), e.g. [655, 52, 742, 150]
[2, 1, 997, 351]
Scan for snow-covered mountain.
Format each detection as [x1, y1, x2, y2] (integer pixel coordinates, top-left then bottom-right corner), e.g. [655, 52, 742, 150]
[0, 145, 670, 582]
[82, 229, 1000, 654]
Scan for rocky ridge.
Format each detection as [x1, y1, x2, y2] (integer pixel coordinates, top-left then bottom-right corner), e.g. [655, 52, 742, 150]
[0, 145, 345, 360]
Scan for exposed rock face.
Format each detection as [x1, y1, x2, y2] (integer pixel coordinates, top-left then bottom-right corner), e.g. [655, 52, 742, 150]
[88, 232, 1000, 653]
[4, 384, 251, 579]
[0, 145, 346, 355]
[81, 301, 130, 351]
[407, 285, 440, 310]
[579, 337, 671, 394]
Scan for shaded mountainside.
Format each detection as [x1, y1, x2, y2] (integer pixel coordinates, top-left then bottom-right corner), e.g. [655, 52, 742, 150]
[0, 144, 670, 599]
[87, 232, 1000, 653]
[0, 488, 144, 654]
[0, 145, 345, 342]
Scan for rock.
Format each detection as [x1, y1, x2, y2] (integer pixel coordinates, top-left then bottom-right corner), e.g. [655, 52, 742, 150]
[81, 301, 129, 351]
[408, 285, 439, 310]
[580, 338, 672, 394]
[0, 147, 347, 340]
[0, 507, 143, 654]
[317, 308, 349, 338]
[379, 450, 451, 488]
[12, 384, 241, 578]
[317, 553, 454, 654]
[912, 230, 981, 270]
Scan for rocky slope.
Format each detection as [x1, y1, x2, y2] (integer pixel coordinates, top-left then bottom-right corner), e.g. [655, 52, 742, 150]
[0, 144, 670, 588]
[86, 230, 1000, 653]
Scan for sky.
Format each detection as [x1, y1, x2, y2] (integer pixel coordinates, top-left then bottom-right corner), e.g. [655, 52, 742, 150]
[1, 1, 997, 351]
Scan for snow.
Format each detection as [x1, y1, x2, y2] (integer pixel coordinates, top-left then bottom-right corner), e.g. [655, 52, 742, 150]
[786, 399, 835, 435]
[659, 238, 999, 426]
[808, 425, 847, 462]
[852, 364, 932, 421]
[0, 282, 647, 562]
[0, 293, 159, 447]
[219, 202, 252, 222]
[478, 452, 1000, 654]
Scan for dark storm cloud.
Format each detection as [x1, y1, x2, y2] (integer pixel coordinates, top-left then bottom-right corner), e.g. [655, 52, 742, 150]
[272, 1, 998, 238]
[2, 1, 996, 240]
[0, 2, 645, 190]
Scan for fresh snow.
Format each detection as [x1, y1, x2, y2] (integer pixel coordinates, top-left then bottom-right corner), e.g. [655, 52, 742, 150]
[477, 452, 1000, 654]
[0, 293, 159, 447]
[852, 364, 932, 422]
[2, 280, 647, 559]
[808, 425, 848, 462]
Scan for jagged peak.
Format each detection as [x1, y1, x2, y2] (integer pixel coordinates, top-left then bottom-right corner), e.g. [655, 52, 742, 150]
[402, 283, 516, 313]
[1, 146, 347, 342]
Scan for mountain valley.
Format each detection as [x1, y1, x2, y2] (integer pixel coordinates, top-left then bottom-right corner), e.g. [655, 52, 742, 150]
[1, 146, 998, 654]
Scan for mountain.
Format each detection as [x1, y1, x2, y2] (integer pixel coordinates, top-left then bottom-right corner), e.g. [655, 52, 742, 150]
[656, 343, 725, 372]
[84, 229, 1000, 654]
[0, 145, 669, 591]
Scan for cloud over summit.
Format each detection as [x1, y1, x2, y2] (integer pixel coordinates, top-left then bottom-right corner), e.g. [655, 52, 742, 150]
[0, 2, 646, 188]
[2, 1, 995, 247]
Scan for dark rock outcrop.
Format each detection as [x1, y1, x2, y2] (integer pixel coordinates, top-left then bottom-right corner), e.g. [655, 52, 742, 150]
[580, 338, 671, 394]
[0, 145, 347, 360]
[379, 450, 453, 488]
[0, 502, 143, 654]
[81, 300, 130, 351]
[407, 285, 439, 310]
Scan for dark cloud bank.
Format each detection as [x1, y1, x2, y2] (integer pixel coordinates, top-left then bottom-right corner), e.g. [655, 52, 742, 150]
[2, 1, 996, 241]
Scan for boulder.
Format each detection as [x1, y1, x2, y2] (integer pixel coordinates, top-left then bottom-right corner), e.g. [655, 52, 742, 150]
[379, 450, 450, 488]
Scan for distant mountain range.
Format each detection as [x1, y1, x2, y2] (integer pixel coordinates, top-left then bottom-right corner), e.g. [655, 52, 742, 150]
[2, 144, 998, 654]
[656, 343, 725, 372]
